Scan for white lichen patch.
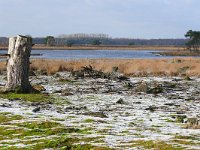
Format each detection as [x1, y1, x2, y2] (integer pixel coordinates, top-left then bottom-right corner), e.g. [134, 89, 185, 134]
[0, 72, 200, 149]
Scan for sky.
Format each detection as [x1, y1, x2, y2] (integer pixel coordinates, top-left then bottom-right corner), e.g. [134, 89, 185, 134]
[0, 0, 200, 38]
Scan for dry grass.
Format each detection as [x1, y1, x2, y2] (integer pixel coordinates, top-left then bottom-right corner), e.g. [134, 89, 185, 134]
[0, 45, 185, 51]
[0, 58, 199, 77]
[29, 58, 200, 76]
[157, 51, 200, 56]
[31, 45, 185, 51]
[186, 124, 200, 129]
[0, 61, 6, 72]
[34, 45, 185, 51]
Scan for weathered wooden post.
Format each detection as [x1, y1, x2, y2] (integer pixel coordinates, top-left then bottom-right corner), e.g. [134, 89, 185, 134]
[5, 35, 33, 93]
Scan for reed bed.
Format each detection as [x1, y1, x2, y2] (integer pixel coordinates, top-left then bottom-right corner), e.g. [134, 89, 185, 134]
[0, 58, 199, 77]
[30, 58, 200, 77]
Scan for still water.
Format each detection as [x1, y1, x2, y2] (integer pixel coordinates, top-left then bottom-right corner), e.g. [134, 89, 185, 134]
[0, 49, 180, 60]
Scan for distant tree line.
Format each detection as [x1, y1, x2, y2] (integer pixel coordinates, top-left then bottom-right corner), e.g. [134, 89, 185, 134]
[0, 34, 187, 47]
[185, 30, 200, 52]
[45, 36, 55, 46]
[53, 38, 186, 46]
[58, 33, 109, 39]
[0, 37, 9, 46]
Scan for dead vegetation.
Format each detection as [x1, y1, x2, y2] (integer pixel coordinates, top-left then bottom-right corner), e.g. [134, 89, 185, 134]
[30, 58, 200, 76]
[0, 58, 199, 77]
[31, 45, 185, 51]
[186, 118, 200, 129]
[157, 50, 200, 56]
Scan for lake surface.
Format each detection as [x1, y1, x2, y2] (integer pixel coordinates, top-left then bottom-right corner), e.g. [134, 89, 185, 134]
[0, 49, 190, 60]
[32, 50, 166, 59]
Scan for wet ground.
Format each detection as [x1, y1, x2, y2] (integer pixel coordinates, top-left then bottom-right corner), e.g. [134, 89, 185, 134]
[0, 72, 200, 149]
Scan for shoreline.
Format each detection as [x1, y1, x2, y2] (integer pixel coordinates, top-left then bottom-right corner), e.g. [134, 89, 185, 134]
[2, 45, 199, 57]
[155, 51, 200, 56]
[0, 45, 185, 51]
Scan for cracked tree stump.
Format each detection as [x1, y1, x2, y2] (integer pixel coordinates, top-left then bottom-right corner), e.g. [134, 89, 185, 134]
[5, 35, 33, 93]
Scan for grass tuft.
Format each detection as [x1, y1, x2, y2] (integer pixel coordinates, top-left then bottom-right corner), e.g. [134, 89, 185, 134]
[0, 113, 23, 123]
[0, 93, 54, 103]
[131, 140, 183, 150]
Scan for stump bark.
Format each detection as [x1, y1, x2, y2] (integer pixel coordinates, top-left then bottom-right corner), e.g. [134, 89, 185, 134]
[5, 35, 32, 93]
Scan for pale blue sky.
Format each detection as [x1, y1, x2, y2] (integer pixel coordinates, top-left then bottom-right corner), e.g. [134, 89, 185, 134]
[0, 0, 199, 38]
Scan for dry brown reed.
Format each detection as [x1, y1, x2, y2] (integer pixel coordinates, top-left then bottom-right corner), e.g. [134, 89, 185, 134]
[30, 58, 200, 76]
[158, 51, 200, 56]
[0, 61, 6, 72]
[31, 45, 185, 51]
[0, 58, 199, 77]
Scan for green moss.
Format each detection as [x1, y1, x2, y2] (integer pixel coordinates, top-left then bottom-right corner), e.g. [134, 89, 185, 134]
[58, 78, 76, 84]
[175, 115, 187, 123]
[54, 96, 72, 105]
[52, 118, 65, 121]
[0, 119, 89, 138]
[72, 144, 112, 150]
[175, 135, 199, 140]
[0, 126, 26, 141]
[29, 136, 75, 149]
[172, 139, 200, 146]
[0, 110, 109, 150]
[0, 112, 12, 115]
[0, 113, 23, 123]
[84, 118, 95, 123]
[0, 119, 96, 149]
[121, 130, 129, 134]
[77, 127, 93, 134]
[1, 136, 111, 150]
[131, 140, 183, 150]
[80, 136, 105, 143]
[1, 136, 78, 150]
[165, 118, 175, 123]
[0, 93, 54, 103]
[17, 121, 60, 129]
[66, 115, 76, 119]
[137, 119, 143, 122]
[15, 121, 88, 136]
